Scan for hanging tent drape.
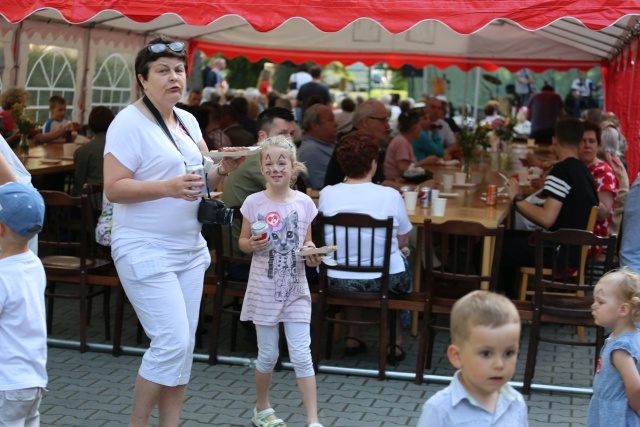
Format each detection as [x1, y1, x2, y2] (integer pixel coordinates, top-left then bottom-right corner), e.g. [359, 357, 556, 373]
[1, 0, 640, 177]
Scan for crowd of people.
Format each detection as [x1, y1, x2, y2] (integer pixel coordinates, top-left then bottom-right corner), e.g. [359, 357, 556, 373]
[1, 44, 639, 426]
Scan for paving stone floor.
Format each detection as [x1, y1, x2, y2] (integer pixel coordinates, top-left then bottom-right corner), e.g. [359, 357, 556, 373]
[41, 284, 595, 426]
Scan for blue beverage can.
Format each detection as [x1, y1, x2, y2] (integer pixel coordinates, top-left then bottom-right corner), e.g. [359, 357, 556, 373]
[419, 186, 432, 208]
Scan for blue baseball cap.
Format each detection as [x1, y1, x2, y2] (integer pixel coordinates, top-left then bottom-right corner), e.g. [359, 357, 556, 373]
[0, 182, 45, 236]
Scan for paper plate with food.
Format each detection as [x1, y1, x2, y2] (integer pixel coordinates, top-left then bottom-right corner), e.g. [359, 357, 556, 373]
[437, 159, 461, 166]
[295, 245, 338, 256]
[206, 146, 261, 159]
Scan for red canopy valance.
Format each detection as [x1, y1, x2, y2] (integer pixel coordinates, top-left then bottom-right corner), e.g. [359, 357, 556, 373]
[4, 0, 639, 34]
[191, 40, 603, 72]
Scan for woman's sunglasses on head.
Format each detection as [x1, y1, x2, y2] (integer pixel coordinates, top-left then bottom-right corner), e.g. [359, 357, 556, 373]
[147, 42, 185, 53]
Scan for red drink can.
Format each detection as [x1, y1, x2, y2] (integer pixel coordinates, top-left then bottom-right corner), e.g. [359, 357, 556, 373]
[419, 186, 432, 208]
[399, 185, 412, 196]
[251, 220, 272, 252]
[486, 185, 497, 206]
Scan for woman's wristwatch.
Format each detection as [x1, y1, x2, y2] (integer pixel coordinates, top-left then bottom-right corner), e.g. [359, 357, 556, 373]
[216, 164, 229, 176]
[512, 194, 526, 207]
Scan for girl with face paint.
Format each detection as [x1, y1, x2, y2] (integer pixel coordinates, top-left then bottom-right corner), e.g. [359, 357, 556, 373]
[237, 135, 325, 427]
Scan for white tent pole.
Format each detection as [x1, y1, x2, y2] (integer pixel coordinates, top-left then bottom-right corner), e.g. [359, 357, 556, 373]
[473, 67, 480, 120]
[78, 25, 93, 126]
[462, 69, 468, 113]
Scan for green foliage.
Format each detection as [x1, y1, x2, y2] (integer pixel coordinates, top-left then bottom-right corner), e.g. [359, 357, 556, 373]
[272, 61, 297, 93]
[390, 68, 407, 91]
[224, 56, 267, 89]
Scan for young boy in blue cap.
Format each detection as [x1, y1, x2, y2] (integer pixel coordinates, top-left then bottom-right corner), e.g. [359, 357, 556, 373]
[0, 182, 47, 426]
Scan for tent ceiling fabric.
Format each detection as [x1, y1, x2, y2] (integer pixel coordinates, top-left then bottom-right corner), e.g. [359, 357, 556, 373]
[6, 8, 639, 71]
[3, 0, 640, 34]
[189, 17, 626, 71]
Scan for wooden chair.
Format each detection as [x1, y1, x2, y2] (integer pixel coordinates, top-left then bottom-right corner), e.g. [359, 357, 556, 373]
[306, 188, 321, 207]
[312, 212, 394, 380]
[39, 190, 114, 352]
[208, 206, 251, 364]
[518, 206, 598, 301]
[81, 183, 139, 356]
[418, 219, 505, 372]
[521, 228, 617, 394]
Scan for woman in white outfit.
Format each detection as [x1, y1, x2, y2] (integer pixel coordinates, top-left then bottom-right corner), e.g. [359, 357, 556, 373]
[103, 36, 244, 426]
[0, 136, 38, 254]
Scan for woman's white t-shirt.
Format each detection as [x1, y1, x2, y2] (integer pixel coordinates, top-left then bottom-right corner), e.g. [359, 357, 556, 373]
[104, 105, 205, 258]
[318, 182, 412, 279]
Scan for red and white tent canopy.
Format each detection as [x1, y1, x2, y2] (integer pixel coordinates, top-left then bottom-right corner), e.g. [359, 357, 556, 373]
[4, 1, 639, 70]
[3, 0, 639, 34]
[2, 1, 640, 175]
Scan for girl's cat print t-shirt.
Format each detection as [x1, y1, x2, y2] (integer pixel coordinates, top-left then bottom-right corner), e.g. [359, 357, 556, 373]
[240, 191, 318, 325]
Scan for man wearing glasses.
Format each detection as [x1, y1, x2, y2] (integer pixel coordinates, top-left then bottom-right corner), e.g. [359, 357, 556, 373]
[426, 97, 456, 148]
[323, 99, 431, 191]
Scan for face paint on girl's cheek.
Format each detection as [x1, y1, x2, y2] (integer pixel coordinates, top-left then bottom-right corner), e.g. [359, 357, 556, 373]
[273, 154, 288, 174]
[263, 154, 273, 175]
[264, 152, 290, 175]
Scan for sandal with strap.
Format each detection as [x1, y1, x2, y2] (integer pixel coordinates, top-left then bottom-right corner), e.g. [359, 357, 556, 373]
[386, 344, 406, 365]
[252, 407, 287, 427]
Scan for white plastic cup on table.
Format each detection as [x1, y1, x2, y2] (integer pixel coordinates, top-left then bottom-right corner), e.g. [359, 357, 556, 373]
[442, 174, 454, 191]
[431, 189, 440, 200]
[62, 143, 77, 157]
[454, 172, 466, 185]
[431, 197, 447, 216]
[403, 191, 418, 211]
[518, 166, 529, 185]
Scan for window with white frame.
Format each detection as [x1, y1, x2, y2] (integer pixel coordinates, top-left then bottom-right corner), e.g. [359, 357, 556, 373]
[92, 53, 133, 114]
[25, 45, 77, 124]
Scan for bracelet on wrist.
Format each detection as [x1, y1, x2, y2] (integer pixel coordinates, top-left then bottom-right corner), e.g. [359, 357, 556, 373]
[216, 165, 229, 176]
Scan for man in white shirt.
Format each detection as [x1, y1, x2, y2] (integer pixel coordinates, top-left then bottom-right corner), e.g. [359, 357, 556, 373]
[571, 70, 600, 110]
[288, 63, 313, 91]
[571, 70, 592, 98]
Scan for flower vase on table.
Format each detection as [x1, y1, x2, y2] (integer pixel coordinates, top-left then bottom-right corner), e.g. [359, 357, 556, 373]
[13, 103, 40, 158]
[18, 133, 29, 157]
[457, 118, 490, 183]
[461, 158, 472, 183]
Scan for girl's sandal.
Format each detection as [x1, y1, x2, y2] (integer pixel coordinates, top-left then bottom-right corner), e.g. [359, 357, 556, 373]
[252, 407, 287, 427]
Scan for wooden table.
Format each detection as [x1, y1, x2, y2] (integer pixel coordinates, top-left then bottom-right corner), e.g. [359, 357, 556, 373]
[13, 144, 75, 176]
[405, 153, 515, 335]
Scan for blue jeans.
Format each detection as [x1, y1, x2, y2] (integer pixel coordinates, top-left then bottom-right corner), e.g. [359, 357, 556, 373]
[620, 182, 640, 273]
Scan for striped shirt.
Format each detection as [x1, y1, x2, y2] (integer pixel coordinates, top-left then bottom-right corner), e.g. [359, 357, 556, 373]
[240, 191, 317, 326]
[540, 157, 598, 231]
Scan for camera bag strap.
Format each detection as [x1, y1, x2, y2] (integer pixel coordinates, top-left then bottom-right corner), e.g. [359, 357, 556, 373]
[142, 95, 211, 198]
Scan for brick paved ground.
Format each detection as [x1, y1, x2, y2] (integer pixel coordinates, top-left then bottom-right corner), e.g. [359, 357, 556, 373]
[41, 284, 594, 426]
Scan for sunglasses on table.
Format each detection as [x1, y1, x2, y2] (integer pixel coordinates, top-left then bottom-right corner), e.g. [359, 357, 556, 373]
[147, 42, 185, 53]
